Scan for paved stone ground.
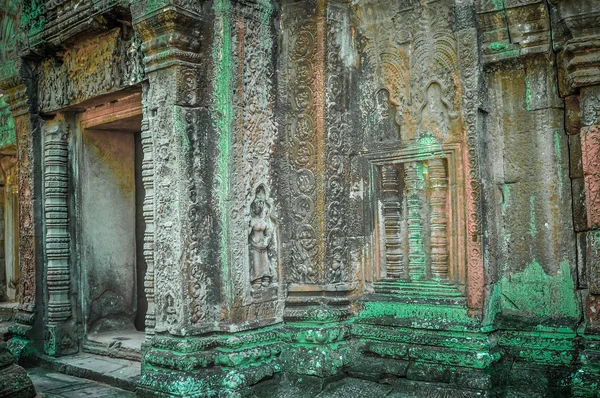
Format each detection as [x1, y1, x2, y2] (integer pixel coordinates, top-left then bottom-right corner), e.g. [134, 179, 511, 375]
[28, 368, 136, 398]
[37, 353, 141, 391]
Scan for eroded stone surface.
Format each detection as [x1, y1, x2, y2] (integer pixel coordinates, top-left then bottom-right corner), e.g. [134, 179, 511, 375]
[0, 0, 600, 397]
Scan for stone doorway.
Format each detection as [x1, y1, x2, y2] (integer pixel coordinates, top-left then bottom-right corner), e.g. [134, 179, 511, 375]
[77, 94, 146, 360]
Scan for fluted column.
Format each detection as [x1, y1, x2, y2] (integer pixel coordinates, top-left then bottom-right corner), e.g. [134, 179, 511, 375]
[429, 158, 449, 280]
[405, 161, 426, 280]
[380, 165, 404, 279]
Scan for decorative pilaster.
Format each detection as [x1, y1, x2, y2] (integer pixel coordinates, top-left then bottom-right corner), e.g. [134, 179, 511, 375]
[277, 0, 354, 379]
[283, 0, 327, 286]
[324, 1, 351, 285]
[43, 117, 75, 356]
[133, 0, 206, 336]
[2, 75, 41, 359]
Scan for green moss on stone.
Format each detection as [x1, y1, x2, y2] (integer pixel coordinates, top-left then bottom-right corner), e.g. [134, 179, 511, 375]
[498, 260, 580, 319]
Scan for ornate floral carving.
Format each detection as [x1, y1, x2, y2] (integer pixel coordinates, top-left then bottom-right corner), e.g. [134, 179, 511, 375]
[38, 28, 144, 112]
[582, 125, 600, 228]
[281, 0, 326, 284]
[324, 3, 351, 284]
[227, 1, 280, 316]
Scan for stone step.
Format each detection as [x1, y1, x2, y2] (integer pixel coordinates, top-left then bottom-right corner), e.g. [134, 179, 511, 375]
[374, 288, 463, 298]
[374, 280, 464, 298]
[376, 280, 458, 288]
[0, 302, 17, 322]
[374, 285, 461, 294]
[38, 353, 140, 392]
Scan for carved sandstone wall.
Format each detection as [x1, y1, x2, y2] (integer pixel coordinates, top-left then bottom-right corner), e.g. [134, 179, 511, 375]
[0, 0, 600, 396]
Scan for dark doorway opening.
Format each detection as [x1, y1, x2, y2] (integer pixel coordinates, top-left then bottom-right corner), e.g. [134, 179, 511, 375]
[78, 94, 146, 360]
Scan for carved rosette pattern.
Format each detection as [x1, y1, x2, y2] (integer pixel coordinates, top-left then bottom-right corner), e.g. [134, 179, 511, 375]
[428, 158, 449, 280]
[380, 165, 404, 279]
[44, 122, 71, 324]
[230, 2, 278, 309]
[405, 162, 426, 280]
[284, 1, 326, 284]
[324, 3, 350, 284]
[456, 25, 484, 309]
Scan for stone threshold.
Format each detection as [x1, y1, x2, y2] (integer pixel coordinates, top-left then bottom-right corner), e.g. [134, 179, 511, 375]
[37, 352, 141, 392]
[82, 330, 145, 362]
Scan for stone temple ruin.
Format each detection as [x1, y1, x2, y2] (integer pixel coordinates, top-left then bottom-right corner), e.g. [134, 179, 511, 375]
[0, 0, 600, 396]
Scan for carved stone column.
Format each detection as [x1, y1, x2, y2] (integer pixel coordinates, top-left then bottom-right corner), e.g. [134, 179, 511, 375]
[379, 165, 404, 279]
[405, 161, 426, 280]
[429, 158, 449, 280]
[42, 115, 76, 356]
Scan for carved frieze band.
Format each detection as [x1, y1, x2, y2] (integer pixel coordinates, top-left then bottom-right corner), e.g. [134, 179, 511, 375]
[44, 121, 71, 323]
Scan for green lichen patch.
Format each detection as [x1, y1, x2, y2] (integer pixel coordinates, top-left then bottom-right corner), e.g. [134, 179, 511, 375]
[0, 96, 16, 150]
[498, 260, 580, 321]
[356, 300, 479, 331]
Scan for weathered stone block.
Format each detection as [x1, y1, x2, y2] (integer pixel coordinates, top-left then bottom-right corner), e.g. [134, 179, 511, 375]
[584, 294, 600, 335]
[586, 230, 600, 295]
[315, 378, 393, 398]
[565, 95, 582, 134]
[570, 134, 584, 178]
[577, 231, 588, 289]
[573, 178, 588, 232]
[505, 3, 550, 51]
[406, 361, 453, 383]
[0, 342, 35, 398]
